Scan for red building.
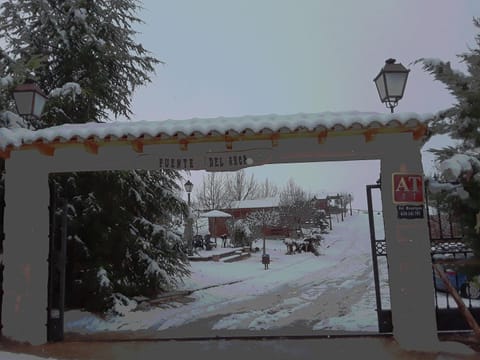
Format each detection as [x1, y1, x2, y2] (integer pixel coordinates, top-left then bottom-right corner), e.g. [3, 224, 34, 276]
[204, 197, 282, 237]
[213, 195, 330, 238]
[223, 197, 288, 237]
[310, 196, 329, 212]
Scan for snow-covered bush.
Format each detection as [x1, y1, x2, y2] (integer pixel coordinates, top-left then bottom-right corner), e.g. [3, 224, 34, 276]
[49, 82, 81, 100]
[229, 219, 254, 248]
[81, 267, 114, 314]
[107, 293, 138, 317]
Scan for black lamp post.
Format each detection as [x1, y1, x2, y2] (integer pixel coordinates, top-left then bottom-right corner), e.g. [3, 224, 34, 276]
[12, 79, 48, 120]
[349, 194, 352, 216]
[184, 180, 194, 255]
[374, 58, 410, 113]
[184, 180, 193, 206]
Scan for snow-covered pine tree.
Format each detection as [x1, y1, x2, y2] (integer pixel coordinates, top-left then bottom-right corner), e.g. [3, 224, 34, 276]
[227, 219, 253, 249]
[63, 170, 190, 311]
[0, 0, 190, 313]
[0, 0, 161, 126]
[418, 17, 480, 256]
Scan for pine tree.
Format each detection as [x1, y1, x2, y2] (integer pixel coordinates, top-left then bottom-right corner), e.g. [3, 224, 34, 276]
[418, 17, 480, 255]
[0, 0, 190, 313]
[60, 170, 190, 312]
[0, 0, 161, 126]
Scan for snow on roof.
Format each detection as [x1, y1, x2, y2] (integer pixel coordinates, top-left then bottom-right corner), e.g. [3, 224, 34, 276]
[312, 191, 329, 199]
[0, 111, 433, 152]
[200, 210, 232, 218]
[230, 197, 280, 209]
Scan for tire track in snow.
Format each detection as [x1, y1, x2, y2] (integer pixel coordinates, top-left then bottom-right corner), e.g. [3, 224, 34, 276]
[208, 215, 377, 331]
[209, 251, 375, 330]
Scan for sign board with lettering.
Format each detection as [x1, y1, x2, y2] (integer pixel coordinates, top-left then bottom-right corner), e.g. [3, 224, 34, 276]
[158, 157, 196, 170]
[396, 205, 424, 219]
[205, 152, 251, 170]
[157, 149, 273, 172]
[392, 173, 424, 204]
[204, 149, 273, 172]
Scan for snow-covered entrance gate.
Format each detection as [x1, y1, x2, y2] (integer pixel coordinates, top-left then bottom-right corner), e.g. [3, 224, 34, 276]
[0, 112, 444, 351]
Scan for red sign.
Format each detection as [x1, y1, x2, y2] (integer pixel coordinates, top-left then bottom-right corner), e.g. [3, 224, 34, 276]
[392, 173, 424, 204]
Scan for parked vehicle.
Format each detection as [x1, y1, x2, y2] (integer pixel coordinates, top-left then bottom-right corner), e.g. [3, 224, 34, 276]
[433, 265, 480, 299]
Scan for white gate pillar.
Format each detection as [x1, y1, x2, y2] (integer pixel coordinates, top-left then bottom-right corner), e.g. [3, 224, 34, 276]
[2, 153, 50, 345]
[380, 135, 438, 351]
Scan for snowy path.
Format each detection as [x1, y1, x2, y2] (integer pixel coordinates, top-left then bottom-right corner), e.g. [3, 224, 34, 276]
[65, 213, 386, 335]
[206, 217, 378, 332]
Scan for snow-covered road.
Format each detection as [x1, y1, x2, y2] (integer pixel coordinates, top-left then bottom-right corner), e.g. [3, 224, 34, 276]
[66, 212, 388, 336]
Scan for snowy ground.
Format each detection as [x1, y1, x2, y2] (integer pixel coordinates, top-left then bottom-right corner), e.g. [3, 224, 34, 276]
[65, 213, 387, 335]
[64, 212, 479, 337]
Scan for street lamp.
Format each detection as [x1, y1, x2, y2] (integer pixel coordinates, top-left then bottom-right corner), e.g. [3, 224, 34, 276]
[374, 58, 409, 113]
[184, 180, 194, 255]
[12, 79, 48, 120]
[184, 180, 193, 205]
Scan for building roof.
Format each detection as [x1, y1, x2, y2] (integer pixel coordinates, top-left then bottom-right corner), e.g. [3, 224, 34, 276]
[0, 111, 432, 158]
[230, 197, 280, 209]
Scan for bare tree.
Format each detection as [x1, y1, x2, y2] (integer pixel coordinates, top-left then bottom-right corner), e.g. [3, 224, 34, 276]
[257, 178, 279, 198]
[245, 209, 280, 255]
[196, 171, 282, 212]
[224, 170, 259, 202]
[331, 192, 353, 220]
[340, 192, 354, 216]
[194, 173, 231, 210]
[279, 178, 315, 234]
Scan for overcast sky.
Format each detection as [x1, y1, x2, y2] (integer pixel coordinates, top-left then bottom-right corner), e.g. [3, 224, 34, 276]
[126, 0, 480, 210]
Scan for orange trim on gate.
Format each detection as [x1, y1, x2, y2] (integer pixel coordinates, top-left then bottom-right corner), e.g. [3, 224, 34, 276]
[0, 148, 11, 159]
[35, 143, 55, 156]
[363, 129, 378, 142]
[179, 139, 189, 151]
[270, 133, 280, 147]
[84, 140, 99, 154]
[225, 135, 234, 150]
[131, 140, 144, 153]
[412, 124, 427, 140]
[1, 121, 432, 157]
[317, 130, 328, 144]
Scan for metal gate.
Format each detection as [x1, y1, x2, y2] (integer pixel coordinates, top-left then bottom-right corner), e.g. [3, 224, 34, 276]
[426, 184, 480, 330]
[366, 183, 392, 332]
[47, 181, 67, 342]
[367, 181, 480, 333]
